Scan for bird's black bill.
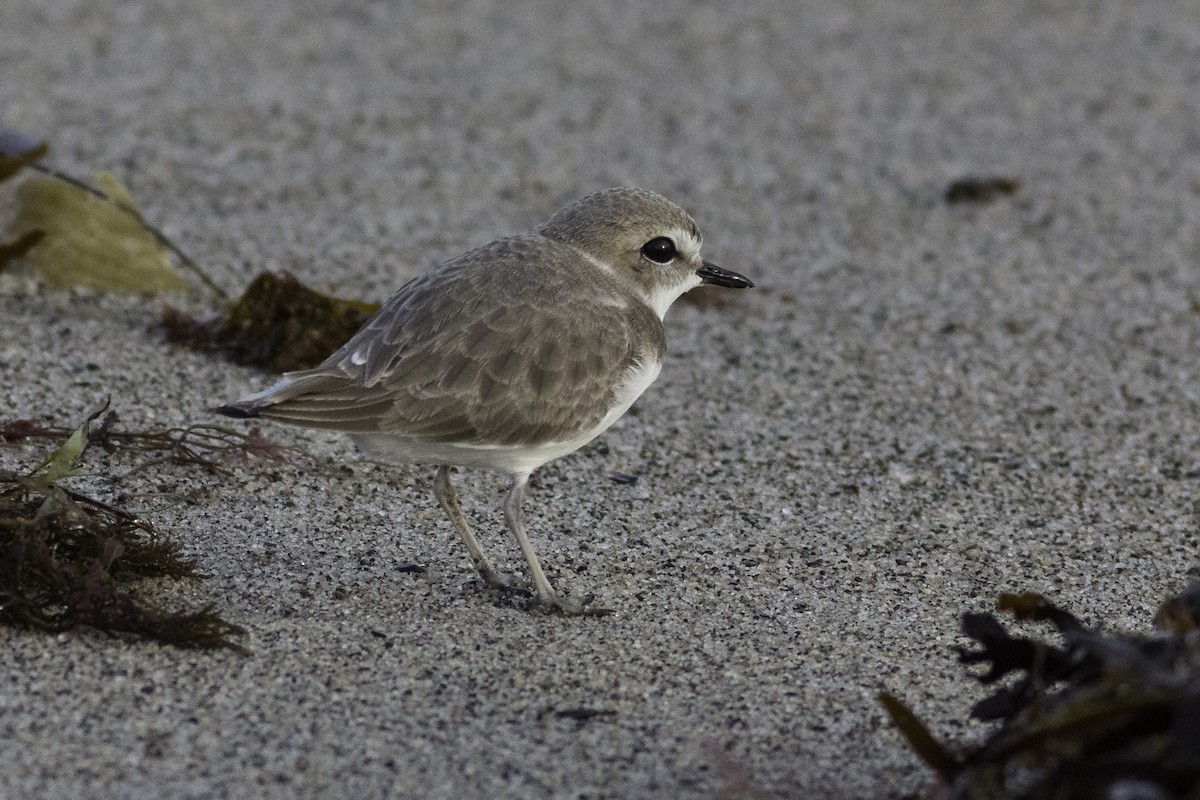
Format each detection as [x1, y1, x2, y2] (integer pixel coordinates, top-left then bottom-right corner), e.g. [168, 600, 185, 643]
[697, 260, 754, 289]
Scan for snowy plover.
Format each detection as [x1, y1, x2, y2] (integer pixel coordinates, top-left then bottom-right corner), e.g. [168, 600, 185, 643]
[217, 187, 753, 613]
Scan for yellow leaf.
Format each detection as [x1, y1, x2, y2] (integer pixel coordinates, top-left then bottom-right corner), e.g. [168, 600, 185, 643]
[39, 420, 88, 484]
[28, 399, 109, 486]
[93, 172, 138, 210]
[8, 172, 189, 292]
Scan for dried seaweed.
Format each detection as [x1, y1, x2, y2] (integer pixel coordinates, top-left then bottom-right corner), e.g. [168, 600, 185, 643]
[159, 270, 380, 372]
[879, 691, 960, 781]
[1, 406, 298, 477]
[882, 583, 1200, 799]
[0, 409, 247, 651]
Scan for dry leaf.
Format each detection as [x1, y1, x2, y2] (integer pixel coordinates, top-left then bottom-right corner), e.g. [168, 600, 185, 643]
[8, 171, 188, 292]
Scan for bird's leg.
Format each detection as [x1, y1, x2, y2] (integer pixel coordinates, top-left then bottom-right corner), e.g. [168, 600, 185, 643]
[432, 465, 522, 593]
[503, 473, 612, 616]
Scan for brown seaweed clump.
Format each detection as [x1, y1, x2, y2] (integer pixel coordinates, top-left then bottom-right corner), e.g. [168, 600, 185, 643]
[0, 410, 247, 651]
[882, 584, 1200, 799]
[160, 270, 380, 372]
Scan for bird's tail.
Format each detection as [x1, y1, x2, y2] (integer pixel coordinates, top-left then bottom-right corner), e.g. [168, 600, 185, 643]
[213, 372, 383, 432]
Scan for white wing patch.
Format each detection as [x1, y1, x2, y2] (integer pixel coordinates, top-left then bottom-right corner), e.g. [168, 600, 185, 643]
[233, 375, 296, 407]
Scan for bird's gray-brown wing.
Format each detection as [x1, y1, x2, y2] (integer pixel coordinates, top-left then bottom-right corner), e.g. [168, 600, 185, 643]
[235, 235, 666, 446]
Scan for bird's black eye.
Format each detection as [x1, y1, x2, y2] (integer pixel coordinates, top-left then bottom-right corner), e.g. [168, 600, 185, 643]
[640, 236, 677, 264]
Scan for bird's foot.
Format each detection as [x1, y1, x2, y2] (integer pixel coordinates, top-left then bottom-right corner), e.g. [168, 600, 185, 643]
[474, 566, 612, 615]
[477, 566, 532, 597]
[530, 592, 614, 617]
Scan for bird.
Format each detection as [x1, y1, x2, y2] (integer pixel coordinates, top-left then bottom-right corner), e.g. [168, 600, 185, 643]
[216, 187, 753, 613]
